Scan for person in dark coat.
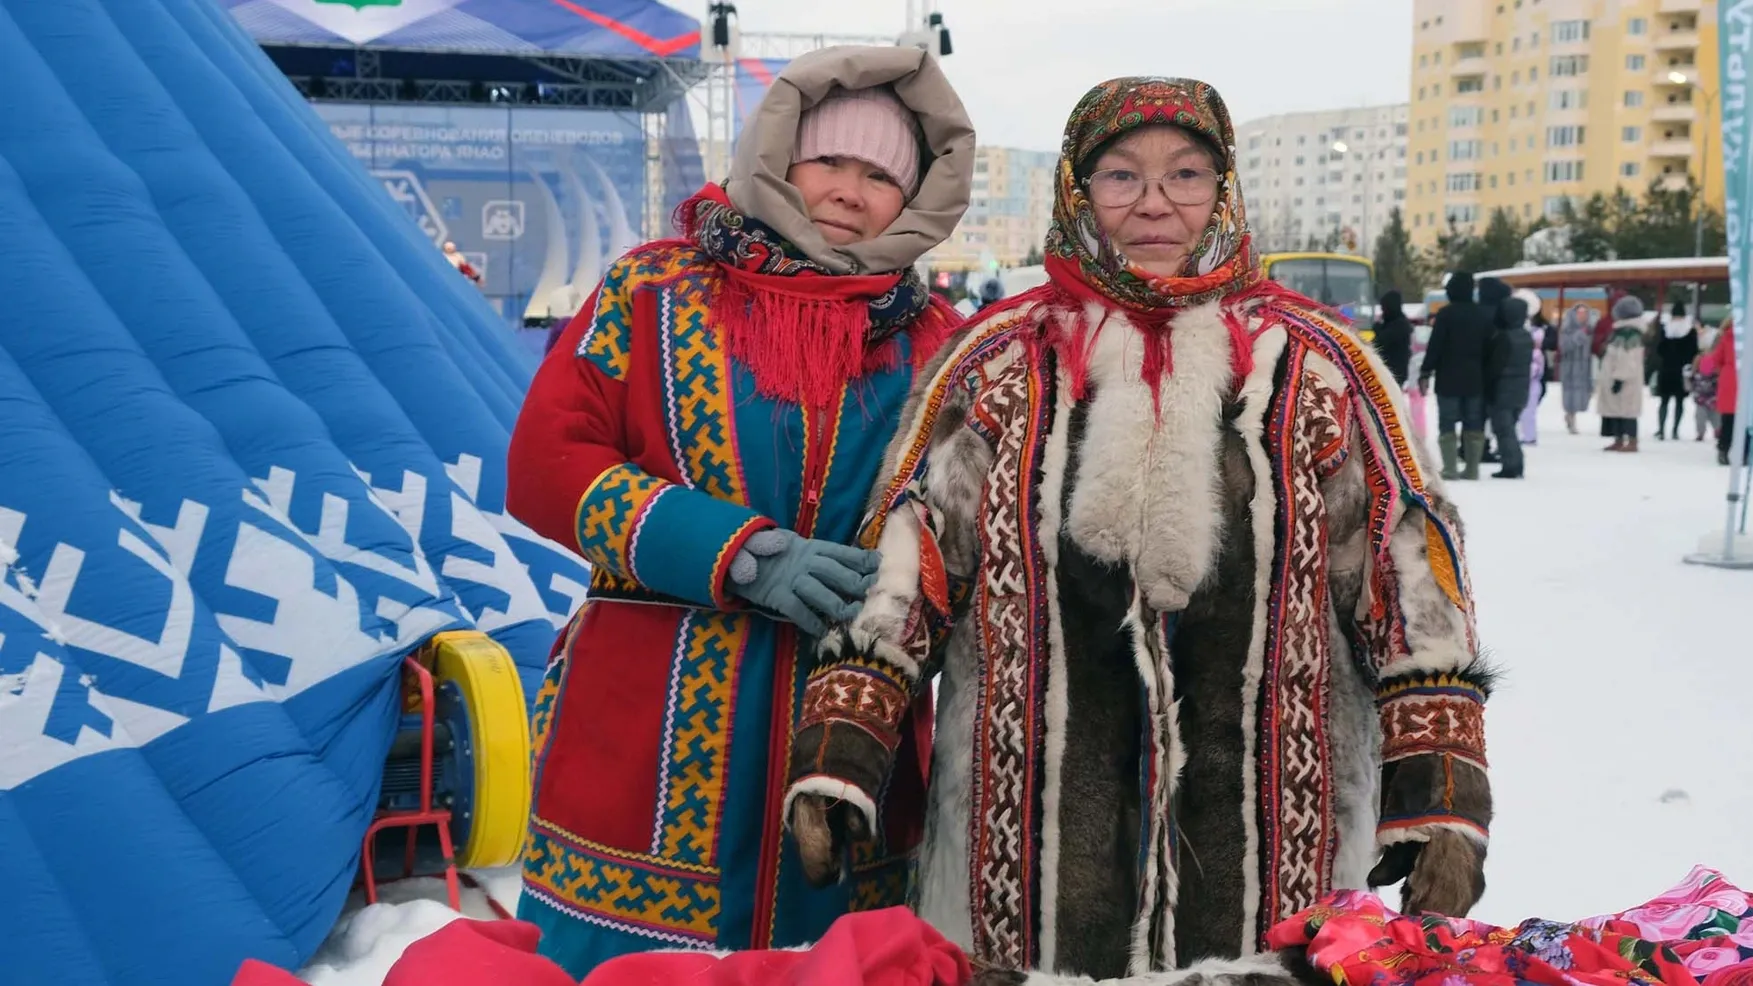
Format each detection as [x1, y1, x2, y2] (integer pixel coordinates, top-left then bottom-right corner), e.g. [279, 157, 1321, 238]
[1373, 289, 1413, 386]
[1485, 294, 1534, 479]
[1419, 272, 1493, 479]
[1474, 277, 1513, 466]
[1655, 301, 1700, 440]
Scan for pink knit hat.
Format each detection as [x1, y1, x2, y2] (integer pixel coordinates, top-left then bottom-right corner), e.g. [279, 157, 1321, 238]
[793, 86, 923, 197]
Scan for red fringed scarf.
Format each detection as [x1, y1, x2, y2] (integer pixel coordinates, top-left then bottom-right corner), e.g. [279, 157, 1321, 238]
[677, 184, 955, 410]
[1039, 253, 1268, 416]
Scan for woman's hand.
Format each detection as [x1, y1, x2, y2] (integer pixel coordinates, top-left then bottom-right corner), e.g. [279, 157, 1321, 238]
[728, 530, 881, 637]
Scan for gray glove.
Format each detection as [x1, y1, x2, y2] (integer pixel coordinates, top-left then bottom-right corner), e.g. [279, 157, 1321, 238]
[727, 529, 880, 637]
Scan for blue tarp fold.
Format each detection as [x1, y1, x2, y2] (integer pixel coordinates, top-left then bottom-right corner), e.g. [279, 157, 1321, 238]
[0, 0, 590, 982]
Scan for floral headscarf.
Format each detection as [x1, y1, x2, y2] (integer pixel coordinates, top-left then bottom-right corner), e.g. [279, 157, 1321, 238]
[1044, 77, 1264, 312]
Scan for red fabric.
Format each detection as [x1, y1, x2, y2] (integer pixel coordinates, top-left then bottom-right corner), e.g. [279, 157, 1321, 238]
[383, 919, 575, 986]
[1272, 866, 1753, 986]
[712, 261, 928, 410]
[230, 959, 308, 986]
[540, 603, 700, 847]
[676, 184, 957, 410]
[582, 907, 972, 986]
[230, 911, 969, 986]
[1038, 252, 1288, 415]
[505, 304, 634, 553]
[1703, 321, 1739, 414]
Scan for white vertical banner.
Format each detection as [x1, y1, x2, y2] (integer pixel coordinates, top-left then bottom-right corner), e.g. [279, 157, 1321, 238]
[1708, 2, 1753, 564]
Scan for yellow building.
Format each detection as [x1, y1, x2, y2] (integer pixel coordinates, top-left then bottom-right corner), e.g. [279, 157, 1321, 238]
[926, 145, 1057, 271]
[1405, 0, 1721, 246]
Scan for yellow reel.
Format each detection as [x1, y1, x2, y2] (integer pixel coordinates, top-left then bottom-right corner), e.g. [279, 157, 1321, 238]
[423, 630, 531, 869]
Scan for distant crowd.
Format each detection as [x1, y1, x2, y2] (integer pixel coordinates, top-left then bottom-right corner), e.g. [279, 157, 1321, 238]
[1370, 275, 1741, 479]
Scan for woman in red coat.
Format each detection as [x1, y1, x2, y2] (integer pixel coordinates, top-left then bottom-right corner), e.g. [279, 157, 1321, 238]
[1701, 319, 1741, 465]
[504, 47, 974, 976]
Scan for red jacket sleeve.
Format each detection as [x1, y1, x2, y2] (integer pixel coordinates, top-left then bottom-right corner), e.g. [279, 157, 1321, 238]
[506, 262, 774, 608]
[507, 303, 629, 549]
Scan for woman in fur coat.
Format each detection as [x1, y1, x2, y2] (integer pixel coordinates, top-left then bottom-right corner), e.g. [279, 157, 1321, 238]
[1599, 295, 1650, 452]
[504, 47, 974, 976]
[783, 77, 1494, 985]
[1558, 303, 1595, 434]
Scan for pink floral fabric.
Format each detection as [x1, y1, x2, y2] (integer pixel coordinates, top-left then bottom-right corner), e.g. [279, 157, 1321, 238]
[1267, 867, 1753, 986]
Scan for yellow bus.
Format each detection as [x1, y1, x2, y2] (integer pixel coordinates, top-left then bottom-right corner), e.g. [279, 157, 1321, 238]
[1262, 252, 1377, 337]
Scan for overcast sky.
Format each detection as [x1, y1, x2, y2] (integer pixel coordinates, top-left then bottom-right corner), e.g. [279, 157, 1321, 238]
[725, 0, 1413, 151]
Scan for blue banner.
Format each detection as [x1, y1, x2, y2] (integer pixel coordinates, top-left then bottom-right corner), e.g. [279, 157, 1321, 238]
[316, 103, 649, 324]
[734, 57, 790, 141]
[1715, 1, 1752, 562]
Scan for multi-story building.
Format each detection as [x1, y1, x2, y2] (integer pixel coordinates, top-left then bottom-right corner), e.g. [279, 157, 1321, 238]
[927, 145, 1057, 271]
[1236, 105, 1412, 255]
[1405, 0, 1721, 246]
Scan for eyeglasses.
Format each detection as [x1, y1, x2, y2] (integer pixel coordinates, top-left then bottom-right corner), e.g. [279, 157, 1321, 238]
[1083, 168, 1221, 208]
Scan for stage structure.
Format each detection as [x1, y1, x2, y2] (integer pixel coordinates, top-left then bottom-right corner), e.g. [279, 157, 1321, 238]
[220, 0, 711, 332]
[694, 2, 956, 187]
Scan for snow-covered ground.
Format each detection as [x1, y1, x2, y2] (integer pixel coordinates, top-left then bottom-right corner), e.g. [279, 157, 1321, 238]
[298, 396, 1752, 984]
[298, 868, 523, 985]
[1451, 397, 1752, 926]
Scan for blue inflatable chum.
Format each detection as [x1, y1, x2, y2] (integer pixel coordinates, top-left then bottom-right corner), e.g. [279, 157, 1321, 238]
[0, 0, 595, 982]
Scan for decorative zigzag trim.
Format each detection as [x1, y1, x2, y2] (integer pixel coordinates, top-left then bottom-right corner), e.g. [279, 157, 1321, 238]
[1260, 300, 1471, 613]
[863, 309, 1038, 546]
[1377, 674, 1488, 768]
[818, 625, 923, 684]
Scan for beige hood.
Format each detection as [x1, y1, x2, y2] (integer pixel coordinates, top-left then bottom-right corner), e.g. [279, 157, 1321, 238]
[725, 45, 975, 275]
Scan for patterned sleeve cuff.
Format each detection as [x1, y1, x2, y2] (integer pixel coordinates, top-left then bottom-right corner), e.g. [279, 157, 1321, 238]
[786, 628, 920, 833]
[1377, 673, 1487, 768]
[1376, 674, 1492, 847]
[573, 462, 773, 609]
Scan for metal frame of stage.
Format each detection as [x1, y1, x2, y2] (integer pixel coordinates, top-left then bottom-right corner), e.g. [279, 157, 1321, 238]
[259, 42, 709, 239]
[270, 45, 710, 113]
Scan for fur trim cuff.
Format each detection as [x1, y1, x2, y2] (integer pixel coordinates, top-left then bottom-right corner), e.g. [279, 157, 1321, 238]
[819, 625, 923, 683]
[1376, 816, 1490, 848]
[1377, 752, 1492, 845]
[783, 775, 880, 839]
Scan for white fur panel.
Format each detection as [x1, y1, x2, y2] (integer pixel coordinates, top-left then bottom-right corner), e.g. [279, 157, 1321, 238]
[1065, 302, 1235, 613]
[848, 503, 924, 677]
[1022, 951, 1300, 985]
[926, 426, 994, 575]
[1231, 324, 1287, 954]
[917, 618, 980, 953]
[1325, 614, 1383, 891]
[1377, 509, 1475, 680]
[840, 627, 923, 683]
[1036, 378, 1076, 972]
[782, 775, 879, 841]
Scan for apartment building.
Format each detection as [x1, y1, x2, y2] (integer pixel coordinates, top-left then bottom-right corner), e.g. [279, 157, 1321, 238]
[927, 145, 1057, 271]
[1405, 0, 1721, 246]
[1235, 105, 1412, 255]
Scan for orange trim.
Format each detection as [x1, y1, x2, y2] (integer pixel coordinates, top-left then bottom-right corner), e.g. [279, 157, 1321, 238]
[547, 0, 701, 57]
[1377, 814, 1490, 840]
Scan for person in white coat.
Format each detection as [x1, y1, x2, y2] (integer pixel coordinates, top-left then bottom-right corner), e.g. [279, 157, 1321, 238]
[1598, 295, 1648, 453]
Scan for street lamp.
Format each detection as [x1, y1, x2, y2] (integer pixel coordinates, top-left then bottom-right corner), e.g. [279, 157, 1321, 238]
[1669, 70, 1719, 320]
[1332, 139, 1369, 254]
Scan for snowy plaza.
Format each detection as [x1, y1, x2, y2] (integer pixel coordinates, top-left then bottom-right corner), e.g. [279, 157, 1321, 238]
[3, 1, 1752, 985]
